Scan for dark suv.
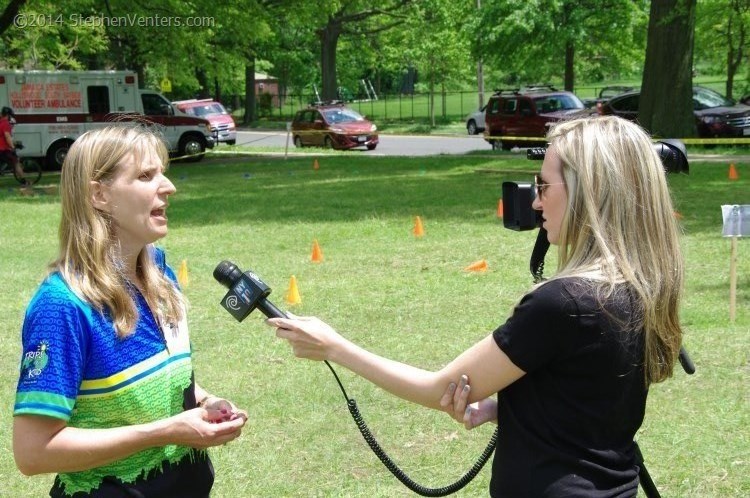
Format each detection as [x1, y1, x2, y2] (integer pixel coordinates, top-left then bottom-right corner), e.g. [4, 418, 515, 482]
[483, 86, 586, 150]
[598, 86, 750, 138]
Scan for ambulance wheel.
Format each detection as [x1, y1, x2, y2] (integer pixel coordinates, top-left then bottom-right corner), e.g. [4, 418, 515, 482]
[179, 135, 206, 163]
[47, 141, 73, 170]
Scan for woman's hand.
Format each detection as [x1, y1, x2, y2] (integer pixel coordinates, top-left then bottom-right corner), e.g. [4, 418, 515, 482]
[267, 315, 345, 362]
[439, 375, 498, 430]
[202, 396, 248, 424]
[170, 407, 246, 450]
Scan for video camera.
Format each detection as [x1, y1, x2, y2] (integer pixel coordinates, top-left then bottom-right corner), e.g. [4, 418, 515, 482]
[502, 139, 689, 231]
[502, 140, 688, 282]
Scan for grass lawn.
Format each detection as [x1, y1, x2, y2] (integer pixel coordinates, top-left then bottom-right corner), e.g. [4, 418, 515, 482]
[0, 152, 747, 497]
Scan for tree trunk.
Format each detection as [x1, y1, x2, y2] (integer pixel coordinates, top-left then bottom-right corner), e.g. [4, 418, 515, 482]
[0, 0, 27, 36]
[564, 40, 574, 92]
[563, 1, 574, 92]
[319, 21, 342, 101]
[638, 0, 696, 138]
[429, 64, 435, 127]
[244, 62, 256, 125]
[477, 59, 485, 108]
[195, 69, 210, 99]
[135, 65, 146, 89]
[639, 0, 697, 138]
[725, 9, 746, 99]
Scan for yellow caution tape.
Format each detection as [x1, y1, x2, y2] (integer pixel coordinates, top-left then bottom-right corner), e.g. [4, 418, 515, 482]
[483, 133, 750, 146]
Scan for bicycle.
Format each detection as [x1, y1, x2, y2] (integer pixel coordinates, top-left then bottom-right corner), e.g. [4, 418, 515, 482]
[0, 142, 42, 186]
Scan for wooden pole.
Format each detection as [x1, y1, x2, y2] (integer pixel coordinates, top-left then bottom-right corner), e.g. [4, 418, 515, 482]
[729, 236, 737, 323]
[284, 122, 291, 159]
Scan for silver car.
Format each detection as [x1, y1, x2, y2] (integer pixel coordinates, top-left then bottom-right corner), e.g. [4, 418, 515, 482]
[465, 105, 486, 135]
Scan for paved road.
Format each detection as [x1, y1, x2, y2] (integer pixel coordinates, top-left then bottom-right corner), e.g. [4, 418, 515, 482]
[234, 129, 491, 156]
[232, 130, 745, 162]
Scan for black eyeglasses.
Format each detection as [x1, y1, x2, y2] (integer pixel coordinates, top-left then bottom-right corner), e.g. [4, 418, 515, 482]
[534, 174, 565, 198]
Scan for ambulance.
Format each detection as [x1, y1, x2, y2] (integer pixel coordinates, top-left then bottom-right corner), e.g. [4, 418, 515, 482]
[0, 70, 215, 168]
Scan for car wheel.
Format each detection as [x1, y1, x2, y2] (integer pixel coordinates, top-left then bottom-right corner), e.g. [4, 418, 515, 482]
[46, 140, 74, 170]
[324, 136, 333, 149]
[294, 135, 304, 148]
[467, 120, 477, 135]
[226, 140, 236, 146]
[366, 143, 377, 151]
[179, 135, 207, 163]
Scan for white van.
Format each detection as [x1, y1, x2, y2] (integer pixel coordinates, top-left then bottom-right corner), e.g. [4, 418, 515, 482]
[0, 70, 214, 168]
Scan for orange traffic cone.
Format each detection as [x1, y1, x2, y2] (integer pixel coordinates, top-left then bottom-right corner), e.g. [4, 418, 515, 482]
[177, 259, 189, 287]
[285, 275, 302, 305]
[311, 239, 324, 263]
[496, 199, 504, 218]
[313, 158, 320, 171]
[464, 259, 488, 272]
[728, 163, 739, 180]
[413, 216, 425, 237]
[673, 211, 683, 219]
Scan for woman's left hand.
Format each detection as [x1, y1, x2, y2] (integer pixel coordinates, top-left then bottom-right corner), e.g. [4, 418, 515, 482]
[439, 375, 498, 430]
[203, 397, 248, 424]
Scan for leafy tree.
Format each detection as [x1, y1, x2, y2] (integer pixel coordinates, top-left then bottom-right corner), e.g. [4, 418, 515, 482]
[1, 0, 109, 69]
[639, 0, 697, 137]
[382, 0, 473, 124]
[470, 0, 647, 90]
[256, 2, 319, 113]
[314, 0, 413, 100]
[694, 0, 750, 98]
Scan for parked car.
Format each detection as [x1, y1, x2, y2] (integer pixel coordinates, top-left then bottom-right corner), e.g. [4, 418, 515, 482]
[465, 105, 486, 135]
[598, 86, 750, 138]
[483, 86, 586, 150]
[173, 99, 237, 145]
[581, 85, 636, 109]
[291, 102, 378, 150]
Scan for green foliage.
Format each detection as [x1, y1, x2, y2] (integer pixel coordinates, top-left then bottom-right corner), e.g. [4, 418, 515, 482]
[694, 0, 750, 97]
[257, 91, 273, 117]
[472, 0, 649, 85]
[0, 153, 748, 496]
[2, 0, 108, 69]
[0, 0, 747, 114]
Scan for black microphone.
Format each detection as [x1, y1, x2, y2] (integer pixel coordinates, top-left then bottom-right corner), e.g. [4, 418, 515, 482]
[213, 260, 287, 321]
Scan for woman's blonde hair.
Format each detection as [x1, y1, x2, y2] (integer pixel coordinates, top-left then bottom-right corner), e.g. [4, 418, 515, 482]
[54, 124, 184, 337]
[546, 116, 683, 385]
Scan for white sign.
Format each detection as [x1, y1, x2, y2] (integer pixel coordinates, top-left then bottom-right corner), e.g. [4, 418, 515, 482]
[721, 205, 750, 237]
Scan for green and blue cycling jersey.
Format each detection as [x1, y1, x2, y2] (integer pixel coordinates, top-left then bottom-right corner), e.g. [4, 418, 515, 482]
[14, 247, 200, 496]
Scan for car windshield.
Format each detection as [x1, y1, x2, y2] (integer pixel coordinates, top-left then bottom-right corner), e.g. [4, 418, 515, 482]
[693, 87, 734, 110]
[322, 107, 365, 124]
[185, 103, 227, 117]
[533, 94, 584, 112]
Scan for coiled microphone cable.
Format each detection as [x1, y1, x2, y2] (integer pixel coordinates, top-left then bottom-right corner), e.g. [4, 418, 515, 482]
[214, 260, 497, 496]
[323, 360, 498, 497]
